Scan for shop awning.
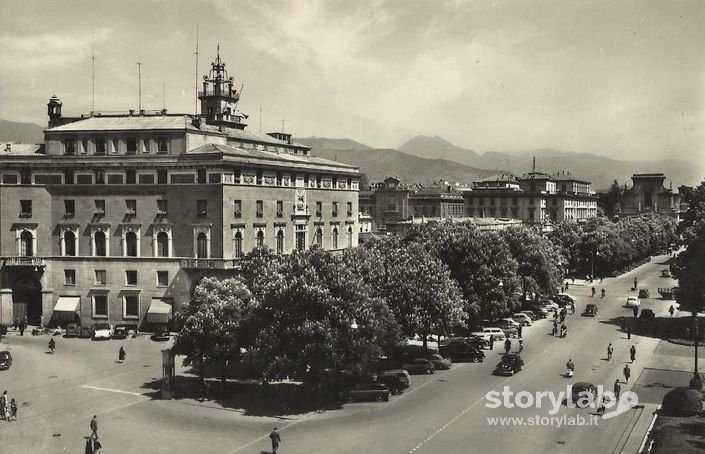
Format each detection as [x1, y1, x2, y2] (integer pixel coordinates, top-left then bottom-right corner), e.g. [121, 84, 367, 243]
[146, 298, 172, 324]
[53, 296, 80, 321]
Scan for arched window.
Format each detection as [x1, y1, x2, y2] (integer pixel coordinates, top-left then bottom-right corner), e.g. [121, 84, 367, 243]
[276, 230, 284, 254]
[347, 226, 353, 248]
[332, 227, 339, 249]
[125, 231, 138, 257]
[94, 231, 107, 256]
[234, 231, 243, 258]
[20, 231, 33, 257]
[196, 232, 208, 258]
[156, 232, 169, 257]
[256, 230, 264, 248]
[64, 231, 76, 256]
[315, 228, 323, 247]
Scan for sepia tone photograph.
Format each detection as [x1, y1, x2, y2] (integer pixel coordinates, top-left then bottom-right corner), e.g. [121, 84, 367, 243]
[1, 1, 705, 453]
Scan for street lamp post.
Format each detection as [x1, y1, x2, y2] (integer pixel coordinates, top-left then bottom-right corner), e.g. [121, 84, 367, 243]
[690, 312, 703, 390]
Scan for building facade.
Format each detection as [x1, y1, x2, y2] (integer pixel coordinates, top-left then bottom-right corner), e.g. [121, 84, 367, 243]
[0, 50, 360, 329]
[620, 173, 681, 221]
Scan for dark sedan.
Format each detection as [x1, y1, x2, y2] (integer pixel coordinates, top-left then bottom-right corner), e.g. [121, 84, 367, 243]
[151, 325, 170, 341]
[402, 358, 435, 374]
[0, 351, 12, 370]
[428, 353, 452, 370]
[493, 354, 524, 376]
[347, 383, 391, 402]
[111, 324, 129, 339]
[570, 382, 597, 408]
[582, 304, 598, 317]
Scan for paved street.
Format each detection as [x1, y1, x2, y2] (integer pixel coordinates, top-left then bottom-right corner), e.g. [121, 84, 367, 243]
[0, 254, 683, 454]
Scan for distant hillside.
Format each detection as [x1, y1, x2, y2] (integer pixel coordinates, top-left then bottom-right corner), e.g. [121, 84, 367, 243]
[297, 137, 371, 151]
[303, 144, 500, 185]
[0, 119, 44, 143]
[399, 135, 479, 165]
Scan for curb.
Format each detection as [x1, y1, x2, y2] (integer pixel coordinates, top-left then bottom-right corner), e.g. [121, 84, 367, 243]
[637, 405, 661, 454]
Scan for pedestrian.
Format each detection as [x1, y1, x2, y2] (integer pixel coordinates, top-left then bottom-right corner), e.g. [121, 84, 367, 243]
[633, 305, 638, 318]
[552, 320, 558, 336]
[489, 334, 494, 350]
[0, 391, 7, 421]
[85, 438, 94, 454]
[13, 317, 19, 331]
[607, 343, 614, 360]
[518, 325, 523, 339]
[669, 305, 674, 317]
[90, 415, 98, 440]
[269, 427, 281, 454]
[9, 398, 17, 421]
[592, 286, 596, 297]
[18, 320, 25, 336]
[118, 346, 126, 363]
[572, 277, 575, 284]
[504, 338, 511, 354]
[630, 345, 636, 363]
[571, 301, 576, 314]
[623, 364, 631, 383]
[93, 438, 103, 454]
[633, 277, 638, 290]
[621, 316, 626, 331]
[613, 379, 621, 400]
[627, 324, 631, 340]
[518, 339, 524, 353]
[600, 277, 603, 284]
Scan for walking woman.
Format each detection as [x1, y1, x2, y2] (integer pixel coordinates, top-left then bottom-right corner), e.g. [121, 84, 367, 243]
[118, 346, 126, 363]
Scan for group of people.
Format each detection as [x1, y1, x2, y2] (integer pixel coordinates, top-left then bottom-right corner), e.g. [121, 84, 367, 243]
[0, 390, 18, 421]
[84, 415, 103, 454]
[591, 287, 606, 298]
[503, 338, 524, 354]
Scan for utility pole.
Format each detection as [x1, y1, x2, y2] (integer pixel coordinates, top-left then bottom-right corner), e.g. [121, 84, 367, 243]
[137, 62, 142, 111]
[91, 42, 95, 112]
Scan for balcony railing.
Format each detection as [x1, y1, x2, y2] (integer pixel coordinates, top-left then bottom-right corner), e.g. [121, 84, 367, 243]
[180, 258, 239, 270]
[3, 257, 46, 267]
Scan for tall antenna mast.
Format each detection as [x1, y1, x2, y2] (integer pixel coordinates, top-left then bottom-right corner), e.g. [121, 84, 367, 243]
[137, 62, 142, 111]
[194, 23, 200, 115]
[91, 41, 95, 112]
[162, 81, 166, 110]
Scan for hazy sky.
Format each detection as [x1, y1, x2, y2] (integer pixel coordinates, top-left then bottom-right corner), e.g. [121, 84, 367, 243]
[1, 0, 704, 161]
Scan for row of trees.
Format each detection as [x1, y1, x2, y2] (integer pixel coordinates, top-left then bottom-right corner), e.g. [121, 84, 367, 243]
[173, 213, 677, 389]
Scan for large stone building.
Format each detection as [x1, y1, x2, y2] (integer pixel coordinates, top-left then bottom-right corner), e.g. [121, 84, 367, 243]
[619, 173, 681, 221]
[0, 50, 360, 329]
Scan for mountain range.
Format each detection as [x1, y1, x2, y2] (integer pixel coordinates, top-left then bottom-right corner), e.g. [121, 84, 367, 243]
[0, 119, 700, 190]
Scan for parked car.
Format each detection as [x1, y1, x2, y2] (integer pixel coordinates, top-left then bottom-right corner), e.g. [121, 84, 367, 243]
[445, 347, 485, 363]
[347, 383, 390, 402]
[639, 309, 656, 320]
[570, 382, 597, 408]
[111, 324, 129, 339]
[471, 327, 506, 343]
[497, 318, 520, 329]
[377, 369, 411, 394]
[493, 354, 524, 376]
[582, 304, 598, 317]
[519, 311, 537, 321]
[438, 338, 486, 358]
[638, 288, 650, 299]
[78, 326, 93, 338]
[626, 296, 641, 308]
[0, 351, 12, 370]
[527, 306, 549, 319]
[428, 353, 452, 370]
[65, 323, 80, 337]
[512, 313, 533, 326]
[92, 323, 112, 340]
[402, 358, 435, 374]
[151, 325, 170, 341]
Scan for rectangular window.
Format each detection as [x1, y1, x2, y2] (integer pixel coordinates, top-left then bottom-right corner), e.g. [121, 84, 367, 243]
[256, 200, 263, 218]
[111, 139, 119, 153]
[157, 199, 168, 215]
[34, 174, 63, 184]
[81, 139, 89, 154]
[94, 199, 105, 215]
[76, 174, 93, 184]
[347, 201, 353, 216]
[64, 169, 74, 185]
[316, 201, 322, 217]
[197, 168, 207, 184]
[95, 170, 105, 184]
[126, 169, 136, 184]
[143, 139, 151, 153]
[95, 138, 106, 155]
[138, 174, 155, 184]
[157, 169, 168, 184]
[197, 200, 207, 217]
[20, 200, 32, 217]
[2, 174, 17, 184]
[479, 198, 485, 206]
[126, 137, 137, 154]
[234, 200, 242, 218]
[20, 169, 31, 184]
[107, 174, 123, 184]
[95, 270, 107, 285]
[276, 200, 283, 217]
[157, 137, 168, 153]
[124, 295, 139, 318]
[64, 139, 76, 155]
[126, 199, 137, 216]
[64, 199, 75, 217]
[332, 202, 339, 217]
[208, 173, 222, 183]
[64, 269, 76, 286]
[93, 294, 108, 317]
[125, 270, 137, 286]
[157, 271, 169, 287]
[170, 174, 195, 184]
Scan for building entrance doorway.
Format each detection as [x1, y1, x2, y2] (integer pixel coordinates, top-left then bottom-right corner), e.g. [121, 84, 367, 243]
[12, 276, 42, 325]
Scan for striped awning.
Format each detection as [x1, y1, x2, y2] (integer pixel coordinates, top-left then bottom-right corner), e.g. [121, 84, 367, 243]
[146, 298, 172, 323]
[53, 296, 80, 321]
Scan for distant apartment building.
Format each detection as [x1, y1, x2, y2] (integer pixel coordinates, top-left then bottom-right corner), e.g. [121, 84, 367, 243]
[0, 50, 360, 329]
[619, 173, 681, 221]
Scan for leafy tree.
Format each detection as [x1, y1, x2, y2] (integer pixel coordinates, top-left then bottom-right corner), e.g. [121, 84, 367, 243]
[173, 277, 257, 389]
[600, 180, 623, 218]
[677, 181, 705, 245]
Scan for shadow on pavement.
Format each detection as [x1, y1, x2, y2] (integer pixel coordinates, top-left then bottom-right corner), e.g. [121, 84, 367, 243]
[598, 314, 705, 344]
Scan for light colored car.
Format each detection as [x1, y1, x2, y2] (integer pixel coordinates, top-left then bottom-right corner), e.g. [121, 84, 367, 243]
[471, 327, 506, 342]
[92, 322, 112, 340]
[512, 313, 533, 326]
[626, 296, 641, 308]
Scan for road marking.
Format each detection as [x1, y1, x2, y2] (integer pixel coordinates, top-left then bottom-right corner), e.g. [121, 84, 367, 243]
[223, 412, 316, 454]
[81, 385, 145, 397]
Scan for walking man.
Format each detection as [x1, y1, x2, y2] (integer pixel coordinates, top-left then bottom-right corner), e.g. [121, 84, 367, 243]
[90, 415, 98, 440]
[623, 364, 631, 384]
[633, 305, 638, 318]
[504, 338, 511, 355]
[518, 325, 523, 339]
[633, 277, 638, 290]
[489, 335, 494, 350]
[627, 324, 631, 340]
[607, 343, 614, 361]
[669, 305, 675, 317]
[630, 345, 636, 363]
[269, 427, 281, 454]
[613, 379, 621, 400]
[552, 321, 558, 336]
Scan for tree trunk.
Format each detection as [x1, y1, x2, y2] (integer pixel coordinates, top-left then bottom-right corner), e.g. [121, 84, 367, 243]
[199, 354, 205, 387]
[422, 332, 428, 350]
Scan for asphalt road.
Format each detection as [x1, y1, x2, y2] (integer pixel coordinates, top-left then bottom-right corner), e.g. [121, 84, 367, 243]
[0, 254, 678, 454]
